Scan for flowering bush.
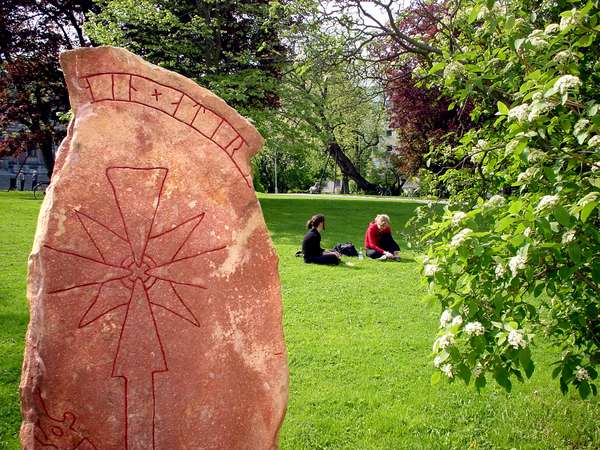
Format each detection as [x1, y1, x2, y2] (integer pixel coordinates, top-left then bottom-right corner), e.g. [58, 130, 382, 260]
[415, 0, 600, 398]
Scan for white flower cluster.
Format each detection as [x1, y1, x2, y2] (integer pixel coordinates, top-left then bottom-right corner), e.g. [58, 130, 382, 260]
[476, 5, 489, 20]
[554, 50, 576, 64]
[441, 364, 454, 378]
[465, 321, 485, 336]
[433, 355, 444, 368]
[560, 8, 581, 31]
[486, 195, 506, 208]
[548, 75, 581, 96]
[536, 194, 559, 212]
[452, 211, 467, 225]
[424, 263, 440, 277]
[452, 315, 463, 328]
[545, 23, 560, 34]
[527, 29, 548, 48]
[444, 61, 465, 80]
[578, 192, 599, 207]
[495, 263, 506, 278]
[473, 364, 484, 378]
[440, 309, 453, 327]
[450, 228, 473, 248]
[434, 333, 455, 350]
[526, 92, 553, 121]
[507, 329, 527, 349]
[516, 167, 538, 183]
[575, 366, 591, 382]
[523, 227, 532, 238]
[475, 139, 488, 150]
[588, 135, 600, 147]
[574, 118, 590, 136]
[440, 309, 452, 327]
[527, 149, 547, 163]
[562, 229, 576, 243]
[509, 254, 527, 277]
[508, 103, 529, 122]
[470, 152, 483, 164]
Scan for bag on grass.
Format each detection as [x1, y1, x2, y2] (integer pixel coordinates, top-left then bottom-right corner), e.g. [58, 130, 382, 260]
[333, 242, 358, 257]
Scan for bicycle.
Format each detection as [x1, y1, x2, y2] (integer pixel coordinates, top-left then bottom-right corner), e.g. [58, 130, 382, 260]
[33, 182, 50, 199]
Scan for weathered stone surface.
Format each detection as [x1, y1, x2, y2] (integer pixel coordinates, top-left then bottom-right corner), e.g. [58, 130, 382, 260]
[20, 47, 288, 450]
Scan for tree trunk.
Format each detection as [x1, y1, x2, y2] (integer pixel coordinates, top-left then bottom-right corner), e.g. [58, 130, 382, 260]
[40, 138, 55, 180]
[327, 142, 378, 193]
[341, 175, 349, 194]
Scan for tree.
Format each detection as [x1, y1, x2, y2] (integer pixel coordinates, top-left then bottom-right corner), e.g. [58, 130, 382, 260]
[412, 0, 600, 397]
[276, 18, 385, 193]
[362, 1, 473, 188]
[85, 0, 287, 114]
[0, 1, 95, 178]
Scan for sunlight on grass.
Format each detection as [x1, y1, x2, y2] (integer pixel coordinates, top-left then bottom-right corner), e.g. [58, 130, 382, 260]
[0, 192, 598, 449]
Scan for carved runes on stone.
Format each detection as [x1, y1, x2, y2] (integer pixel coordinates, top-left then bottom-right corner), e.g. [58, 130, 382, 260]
[20, 47, 288, 450]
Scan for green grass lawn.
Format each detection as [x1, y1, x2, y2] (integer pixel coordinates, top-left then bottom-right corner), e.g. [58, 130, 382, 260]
[1, 191, 599, 449]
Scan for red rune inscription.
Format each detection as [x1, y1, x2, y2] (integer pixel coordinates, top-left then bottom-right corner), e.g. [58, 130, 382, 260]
[81, 72, 252, 187]
[151, 89, 162, 101]
[33, 389, 97, 450]
[43, 167, 226, 450]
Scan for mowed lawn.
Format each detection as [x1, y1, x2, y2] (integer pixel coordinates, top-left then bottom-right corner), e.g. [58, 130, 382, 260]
[1, 191, 599, 449]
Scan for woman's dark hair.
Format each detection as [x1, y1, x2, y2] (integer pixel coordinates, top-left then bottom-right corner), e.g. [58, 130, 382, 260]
[306, 214, 325, 230]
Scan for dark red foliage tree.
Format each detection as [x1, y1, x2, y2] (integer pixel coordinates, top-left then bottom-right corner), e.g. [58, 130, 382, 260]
[371, 1, 472, 178]
[0, 1, 96, 179]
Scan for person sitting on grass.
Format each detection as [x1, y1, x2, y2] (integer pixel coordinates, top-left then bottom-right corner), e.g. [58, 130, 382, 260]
[302, 214, 341, 265]
[364, 214, 401, 260]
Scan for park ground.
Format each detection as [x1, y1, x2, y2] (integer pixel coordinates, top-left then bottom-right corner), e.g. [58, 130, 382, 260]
[0, 191, 599, 449]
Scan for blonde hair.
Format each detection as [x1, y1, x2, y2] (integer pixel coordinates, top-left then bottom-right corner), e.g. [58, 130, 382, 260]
[375, 214, 390, 225]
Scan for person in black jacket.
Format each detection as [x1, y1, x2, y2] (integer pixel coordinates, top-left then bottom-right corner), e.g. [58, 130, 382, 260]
[302, 214, 341, 265]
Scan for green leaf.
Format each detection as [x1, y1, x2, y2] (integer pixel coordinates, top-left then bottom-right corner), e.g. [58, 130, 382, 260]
[533, 282, 545, 297]
[543, 167, 557, 183]
[468, 5, 481, 23]
[514, 38, 525, 51]
[518, 347, 531, 367]
[579, 381, 592, 399]
[553, 206, 572, 227]
[552, 366, 562, 379]
[592, 265, 600, 283]
[568, 243, 582, 264]
[524, 360, 535, 379]
[475, 375, 486, 391]
[538, 218, 552, 235]
[429, 62, 445, 74]
[431, 370, 442, 385]
[497, 332, 507, 345]
[472, 336, 486, 352]
[504, 15, 515, 31]
[494, 367, 512, 392]
[559, 266, 577, 280]
[497, 101, 509, 115]
[509, 200, 523, 214]
[496, 216, 516, 232]
[581, 201, 597, 222]
[560, 378, 569, 395]
[576, 34, 595, 47]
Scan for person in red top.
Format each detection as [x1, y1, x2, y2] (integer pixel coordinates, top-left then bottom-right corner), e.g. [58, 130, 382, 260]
[364, 214, 401, 260]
